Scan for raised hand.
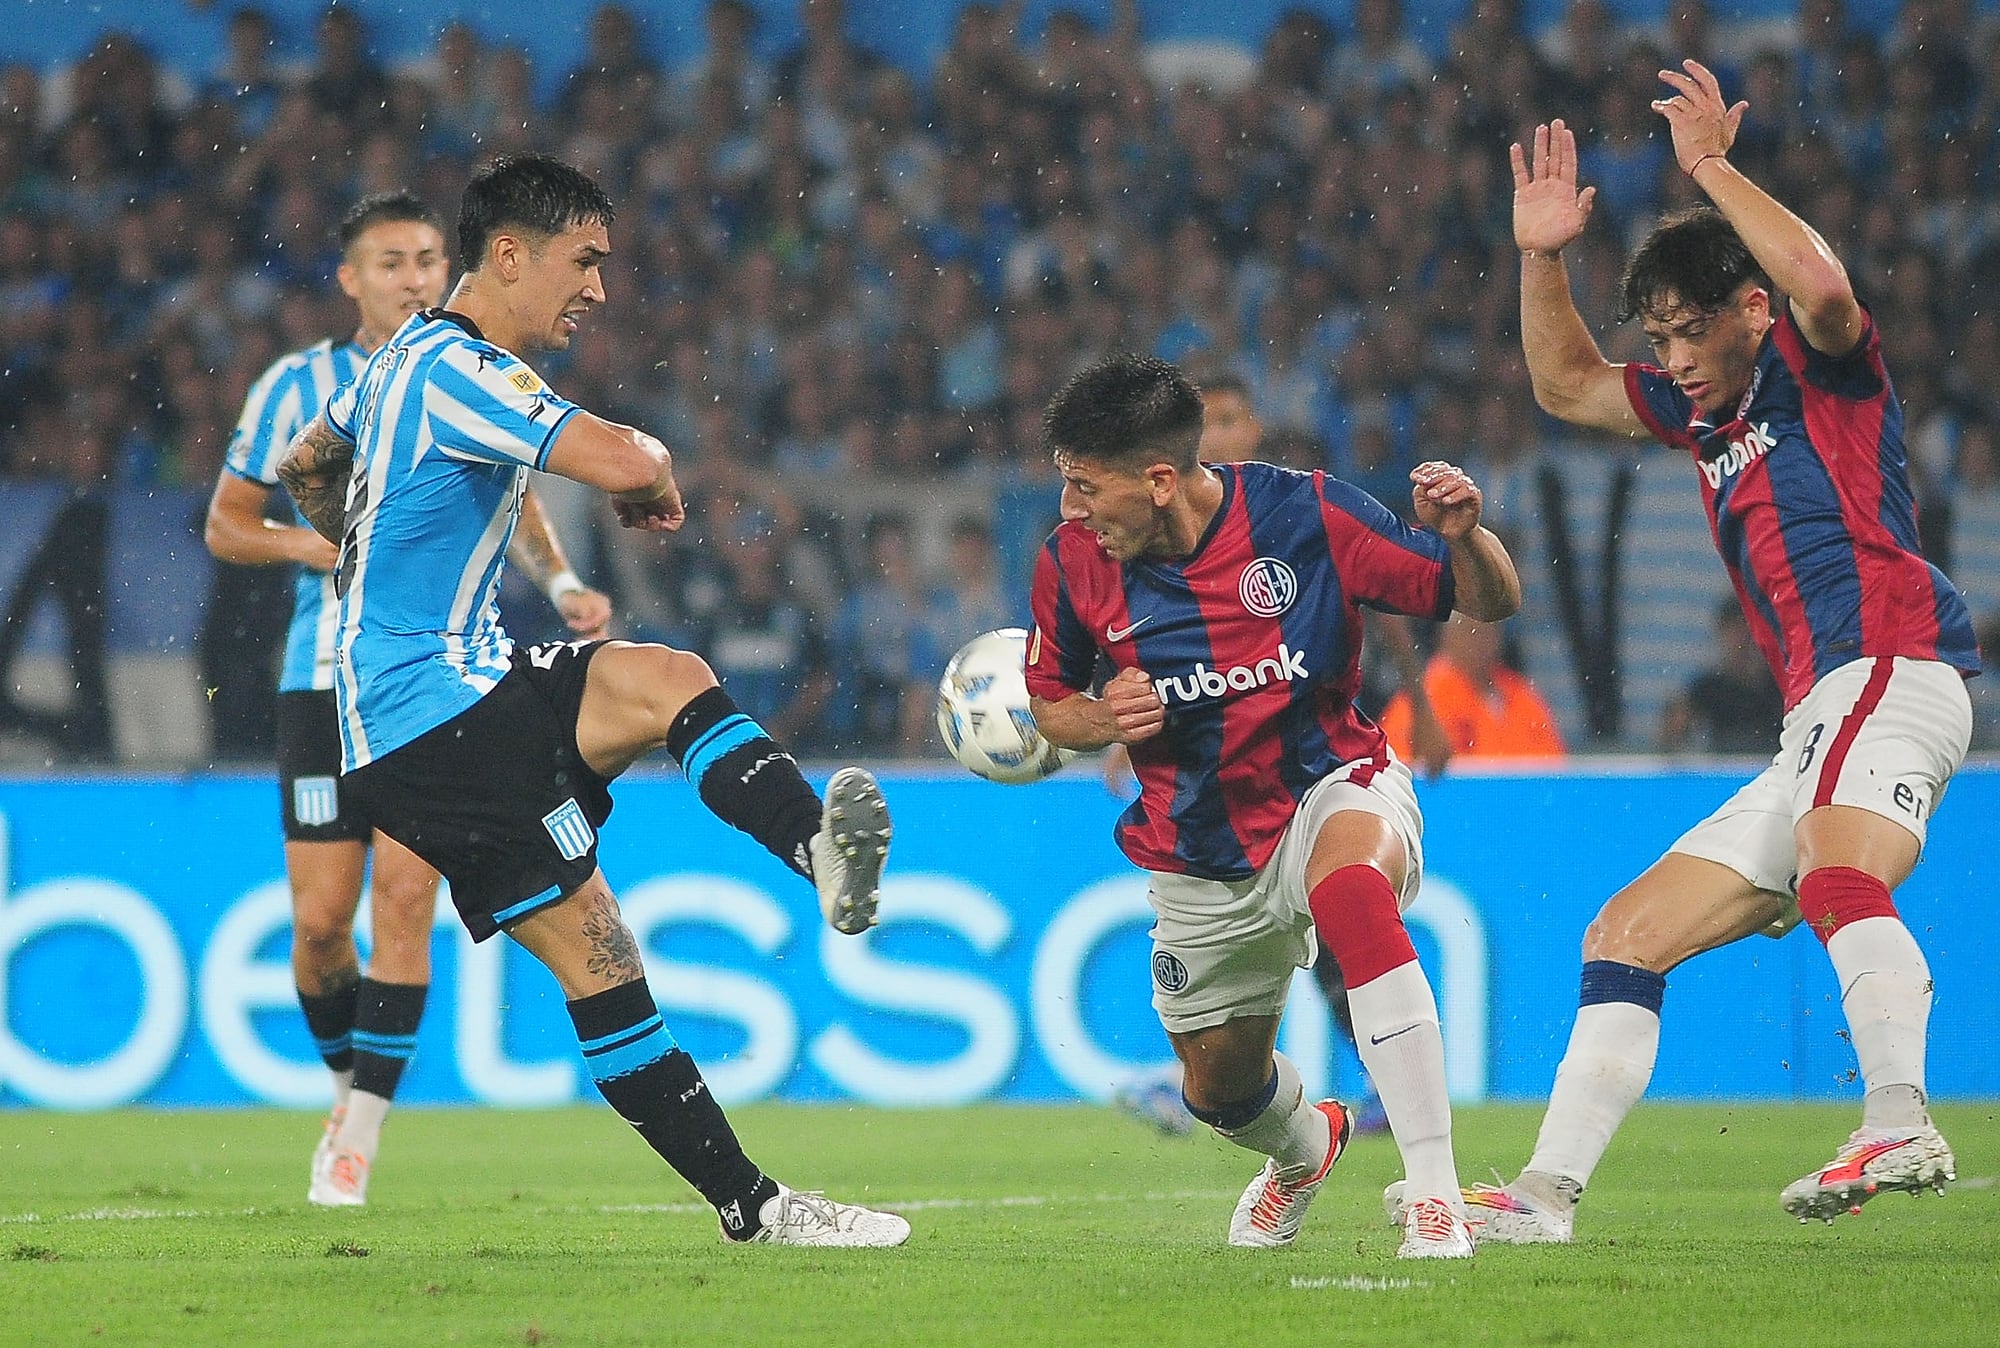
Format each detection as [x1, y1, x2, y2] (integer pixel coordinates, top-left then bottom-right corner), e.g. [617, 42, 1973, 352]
[1511, 119, 1596, 256]
[1651, 59, 1746, 175]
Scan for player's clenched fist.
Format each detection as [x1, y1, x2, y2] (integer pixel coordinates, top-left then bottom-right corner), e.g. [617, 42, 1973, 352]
[1104, 665, 1166, 744]
[1409, 460, 1484, 539]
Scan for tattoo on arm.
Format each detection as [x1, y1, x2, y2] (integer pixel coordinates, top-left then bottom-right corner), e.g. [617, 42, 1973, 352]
[278, 417, 357, 544]
[508, 489, 566, 588]
[579, 893, 647, 984]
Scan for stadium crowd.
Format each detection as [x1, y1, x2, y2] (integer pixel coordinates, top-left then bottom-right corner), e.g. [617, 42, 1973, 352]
[2, 0, 1998, 761]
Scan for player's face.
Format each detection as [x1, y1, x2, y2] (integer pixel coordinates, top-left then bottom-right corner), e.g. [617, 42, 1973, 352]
[1056, 453, 1169, 562]
[518, 220, 611, 351]
[1200, 390, 1262, 463]
[339, 220, 449, 345]
[1639, 284, 1771, 418]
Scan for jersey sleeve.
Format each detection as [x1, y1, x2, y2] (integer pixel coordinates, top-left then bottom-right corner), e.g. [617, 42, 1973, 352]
[425, 342, 580, 470]
[225, 357, 305, 485]
[1023, 534, 1100, 701]
[1623, 362, 1698, 449]
[1774, 306, 1886, 401]
[1316, 475, 1455, 620]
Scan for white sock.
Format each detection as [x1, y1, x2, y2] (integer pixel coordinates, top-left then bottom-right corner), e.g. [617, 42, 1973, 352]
[336, 1089, 392, 1162]
[331, 1067, 354, 1113]
[1525, 1001, 1659, 1187]
[1826, 915, 1932, 1129]
[1348, 961, 1459, 1204]
[1213, 1051, 1332, 1180]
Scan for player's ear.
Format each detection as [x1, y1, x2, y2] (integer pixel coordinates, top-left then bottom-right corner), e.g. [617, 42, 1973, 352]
[1743, 285, 1772, 326]
[335, 260, 361, 302]
[489, 231, 522, 281]
[1146, 462, 1177, 504]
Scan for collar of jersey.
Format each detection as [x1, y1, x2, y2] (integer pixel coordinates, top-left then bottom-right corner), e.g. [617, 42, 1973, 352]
[422, 307, 487, 341]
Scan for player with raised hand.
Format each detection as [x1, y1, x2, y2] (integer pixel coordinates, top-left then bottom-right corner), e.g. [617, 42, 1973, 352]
[1027, 354, 1521, 1258]
[204, 190, 612, 1206]
[1408, 61, 1980, 1240]
[277, 154, 904, 1246]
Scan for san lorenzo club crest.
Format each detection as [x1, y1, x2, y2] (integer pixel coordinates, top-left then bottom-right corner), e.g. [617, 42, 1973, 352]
[1238, 558, 1298, 618]
[1152, 950, 1190, 993]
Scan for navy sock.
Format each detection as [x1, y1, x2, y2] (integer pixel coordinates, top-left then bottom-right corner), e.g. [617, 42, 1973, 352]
[351, 979, 427, 1099]
[568, 981, 777, 1236]
[298, 979, 357, 1074]
[665, 687, 820, 878]
[1579, 959, 1666, 1013]
[1183, 1067, 1281, 1132]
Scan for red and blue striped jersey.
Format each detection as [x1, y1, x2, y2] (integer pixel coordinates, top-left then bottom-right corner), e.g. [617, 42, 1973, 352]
[1025, 461, 1455, 881]
[1625, 309, 1980, 711]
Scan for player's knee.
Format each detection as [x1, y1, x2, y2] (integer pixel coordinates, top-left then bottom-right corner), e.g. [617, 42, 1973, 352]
[291, 901, 355, 961]
[1580, 914, 1661, 969]
[617, 644, 718, 726]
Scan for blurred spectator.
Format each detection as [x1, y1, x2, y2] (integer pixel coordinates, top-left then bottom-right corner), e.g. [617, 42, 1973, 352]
[835, 513, 931, 754]
[1378, 613, 1565, 762]
[0, 403, 114, 759]
[1658, 598, 1785, 757]
[919, 514, 1014, 682]
[687, 508, 835, 751]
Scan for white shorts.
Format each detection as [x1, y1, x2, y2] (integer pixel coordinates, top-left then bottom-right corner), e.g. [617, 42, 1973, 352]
[1669, 656, 1971, 897]
[1146, 755, 1425, 1034]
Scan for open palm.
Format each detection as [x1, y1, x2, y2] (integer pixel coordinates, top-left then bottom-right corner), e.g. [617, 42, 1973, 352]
[1512, 119, 1596, 255]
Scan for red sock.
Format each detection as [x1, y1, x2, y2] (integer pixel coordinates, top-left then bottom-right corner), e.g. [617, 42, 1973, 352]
[1307, 864, 1416, 985]
[1796, 866, 1899, 946]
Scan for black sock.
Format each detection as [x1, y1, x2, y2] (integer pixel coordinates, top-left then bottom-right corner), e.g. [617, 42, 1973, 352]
[665, 687, 820, 878]
[568, 981, 777, 1236]
[351, 979, 427, 1099]
[298, 983, 357, 1074]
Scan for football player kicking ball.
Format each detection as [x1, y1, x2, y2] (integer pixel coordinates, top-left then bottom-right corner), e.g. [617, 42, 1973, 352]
[1392, 62, 1980, 1241]
[281, 154, 904, 1246]
[1026, 354, 1522, 1258]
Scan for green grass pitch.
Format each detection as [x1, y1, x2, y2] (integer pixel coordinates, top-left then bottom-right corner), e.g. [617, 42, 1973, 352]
[2, 1102, 1995, 1346]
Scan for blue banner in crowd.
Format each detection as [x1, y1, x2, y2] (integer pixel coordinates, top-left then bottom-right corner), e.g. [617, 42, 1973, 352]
[2, 766, 1995, 1110]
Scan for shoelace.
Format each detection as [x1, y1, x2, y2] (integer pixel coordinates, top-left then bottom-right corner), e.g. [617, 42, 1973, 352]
[1408, 1199, 1458, 1242]
[329, 1153, 367, 1190]
[775, 1190, 850, 1233]
[1249, 1165, 1304, 1231]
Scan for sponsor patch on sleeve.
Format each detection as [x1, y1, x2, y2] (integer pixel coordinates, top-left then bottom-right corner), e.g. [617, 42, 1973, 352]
[508, 367, 543, 394]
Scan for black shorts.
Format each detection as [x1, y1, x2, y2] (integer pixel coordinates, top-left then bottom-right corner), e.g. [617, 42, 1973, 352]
[275, 689, 371, 843]
[341, 640, 614, 941]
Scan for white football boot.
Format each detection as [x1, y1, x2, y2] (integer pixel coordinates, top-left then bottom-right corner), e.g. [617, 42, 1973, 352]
[1227, 1100, 1353, 1248]
[811, 767, 892, 935]
[1780, 1124, 1955, 1222]
[730, 1185, 911, 1247]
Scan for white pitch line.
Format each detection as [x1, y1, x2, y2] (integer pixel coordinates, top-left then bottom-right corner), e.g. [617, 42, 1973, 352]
[595, 1188, 1238, 1217]
[1, 1191, 1241, 1228]
[1290, 1275, 1428, 1291]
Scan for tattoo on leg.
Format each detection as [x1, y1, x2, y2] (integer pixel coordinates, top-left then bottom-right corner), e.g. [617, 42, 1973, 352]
[315, 964, 361, 1000]
[579, 895, 646, 983]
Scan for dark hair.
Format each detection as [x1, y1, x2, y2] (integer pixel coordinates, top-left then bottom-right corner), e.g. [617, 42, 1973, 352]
[336, 190, 439, 253]
[1044, 353, 1204, 472]
[1617, 206, 1769, 323]
[1195, 370, 1251, 404]
[456, 153, 615, 273]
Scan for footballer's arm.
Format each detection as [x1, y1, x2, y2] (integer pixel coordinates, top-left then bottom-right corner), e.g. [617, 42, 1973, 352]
[1519, 254, 1649, 439]
[1031, 668, 1165, 752]
[541, 411, 686, 532]
[277, 416, 358, 544]
[205, 470, 338, 570]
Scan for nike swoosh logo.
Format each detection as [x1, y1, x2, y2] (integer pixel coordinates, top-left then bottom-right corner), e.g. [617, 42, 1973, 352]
[1368, 1024, 1420, 1046]
[1106, 617, 1151, 642]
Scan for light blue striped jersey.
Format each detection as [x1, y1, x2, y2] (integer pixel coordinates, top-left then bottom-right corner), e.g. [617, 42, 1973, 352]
[326, 310, 579, 769]
[224, 337, 366, 693]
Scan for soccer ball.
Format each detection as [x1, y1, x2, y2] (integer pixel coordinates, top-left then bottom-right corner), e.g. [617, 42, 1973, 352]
[935, 628, 1077, 785]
